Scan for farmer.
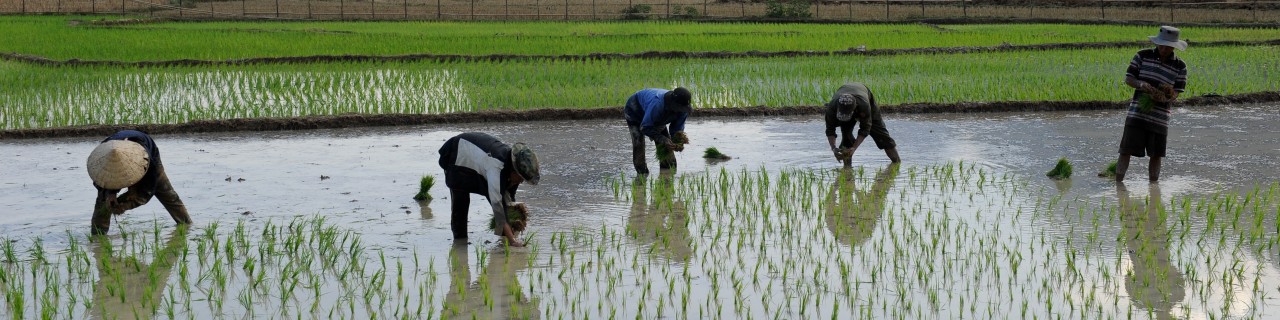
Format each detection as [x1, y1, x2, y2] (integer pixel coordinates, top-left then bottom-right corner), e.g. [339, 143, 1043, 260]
[1115, 26, 1188, 183]
[438, 132, 540, 247]
[87, 130, 191, 235]
[825, 83, 901, 167]
[624, 87, 692, 175]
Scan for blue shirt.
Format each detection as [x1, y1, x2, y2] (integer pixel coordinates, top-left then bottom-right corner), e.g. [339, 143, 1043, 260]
[624, 88, 688, 138]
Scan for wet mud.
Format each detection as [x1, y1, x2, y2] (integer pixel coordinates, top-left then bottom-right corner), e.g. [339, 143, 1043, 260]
[3, 39, 1277, 67]
[2, 91, 1276, 140]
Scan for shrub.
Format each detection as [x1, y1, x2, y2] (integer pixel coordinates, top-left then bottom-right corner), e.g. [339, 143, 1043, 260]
[621, 4, 653, 20]
[765, 0, 812, 19]
[672, 5, 701, 18]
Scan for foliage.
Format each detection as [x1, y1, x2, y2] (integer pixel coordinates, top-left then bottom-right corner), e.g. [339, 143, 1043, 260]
[764, 0, 812, 19]
[621, 4, 652, 20]
[1046, 157, 1073, 179]
[671, 5, 701, 18]
[413, 175, 435, 201]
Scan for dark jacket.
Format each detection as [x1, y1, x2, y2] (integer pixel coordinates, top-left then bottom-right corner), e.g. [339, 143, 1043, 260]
[438, 132, 519, 223]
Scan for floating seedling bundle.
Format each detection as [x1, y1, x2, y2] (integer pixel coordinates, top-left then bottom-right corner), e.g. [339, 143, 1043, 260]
[1046, 157, 1073, 179]
[703, 147, 731, 161]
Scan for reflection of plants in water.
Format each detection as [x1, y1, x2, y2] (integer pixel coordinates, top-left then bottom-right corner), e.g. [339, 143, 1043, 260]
[825, 164, 899, 249]
[626, 173, 694, 263]
[0, 216, 469, 319]
[3, 170, 1280, 319]
[442, 243, 539, 319]
[1116, 183, 1184, 319]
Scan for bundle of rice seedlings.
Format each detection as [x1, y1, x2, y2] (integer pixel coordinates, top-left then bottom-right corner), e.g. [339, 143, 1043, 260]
[1097, 161, 1118, 178]
[1046, 157, 1072, 180]
[490, 202, 529, 233]
[413, 175, 434, 200]
[703, 147, 731, 160]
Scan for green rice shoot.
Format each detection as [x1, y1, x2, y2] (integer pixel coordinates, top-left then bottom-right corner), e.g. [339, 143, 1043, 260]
[1046, 157, 1073, 179]
[413, 175, 435, 201]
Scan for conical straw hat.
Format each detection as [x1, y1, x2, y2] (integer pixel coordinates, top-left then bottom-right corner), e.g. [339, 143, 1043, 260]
[87, 140, 149, 189]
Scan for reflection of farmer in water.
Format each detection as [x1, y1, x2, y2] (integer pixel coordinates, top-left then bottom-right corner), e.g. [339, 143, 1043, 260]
[625, 173, 693, 262]
[443, 243, 540, 319]
[438, 132, 541, 247]
[91, 227, 189, 319]
[824, 164, 899, 248]
[624, 87, 693, 175]
[824, 83, 901, 168]
[87, 130, 192, 235]
[1117, 182, 1185, 319]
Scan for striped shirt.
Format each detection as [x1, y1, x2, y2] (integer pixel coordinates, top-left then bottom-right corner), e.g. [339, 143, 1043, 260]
[1125, 48, 1187, 135]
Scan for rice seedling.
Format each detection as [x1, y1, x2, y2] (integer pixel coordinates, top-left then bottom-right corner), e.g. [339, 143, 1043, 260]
[1097, 161, 1119, 178]
[1046, 157, 1073, 179]
[2, 45, 1274, 130]
[702, 147, 731, 161]
[4, 16, 1278, 61]
[413, 174, 435, 201]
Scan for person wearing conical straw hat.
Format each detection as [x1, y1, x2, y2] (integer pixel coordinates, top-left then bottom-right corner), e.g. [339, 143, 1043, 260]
[87, 130, 191, 235]
[1115, 26, 1188, 183]
[624, 87, 692, 175]
[438, 132, 540, 247]
[825, 82, 901, 168]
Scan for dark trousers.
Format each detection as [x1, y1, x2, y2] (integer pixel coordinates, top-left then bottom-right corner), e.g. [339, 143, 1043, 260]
[450, 188, 471, 238]
[628, 124, 676, 174]
[92, 166, 190, 235]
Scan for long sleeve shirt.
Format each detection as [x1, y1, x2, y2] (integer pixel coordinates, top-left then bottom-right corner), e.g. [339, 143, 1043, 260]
[624, 88, 688, 139]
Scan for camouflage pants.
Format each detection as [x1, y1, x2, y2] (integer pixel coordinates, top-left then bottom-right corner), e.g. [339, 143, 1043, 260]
[629, 125, 676, 174]
[92, 165, 191, 235]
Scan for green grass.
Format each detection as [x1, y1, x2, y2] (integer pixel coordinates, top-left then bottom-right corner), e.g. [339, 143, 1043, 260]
[2, 16, 1279, 61]
[2, 45, 1275, 130]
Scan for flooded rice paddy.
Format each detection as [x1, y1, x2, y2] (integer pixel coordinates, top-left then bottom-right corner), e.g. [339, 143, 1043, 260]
[1, 103, 1279, 319]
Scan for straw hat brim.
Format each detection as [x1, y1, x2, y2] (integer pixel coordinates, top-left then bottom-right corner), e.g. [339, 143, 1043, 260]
[87, 140, 150, 189]
[1149, 36, 1187, 51]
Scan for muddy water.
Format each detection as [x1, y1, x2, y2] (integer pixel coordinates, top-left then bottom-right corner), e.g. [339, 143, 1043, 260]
[1, 103, 1278, 318]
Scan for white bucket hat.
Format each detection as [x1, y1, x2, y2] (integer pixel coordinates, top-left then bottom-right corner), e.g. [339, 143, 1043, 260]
[87, 140, 150, 189]
[1149, 26, 1187, 51]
